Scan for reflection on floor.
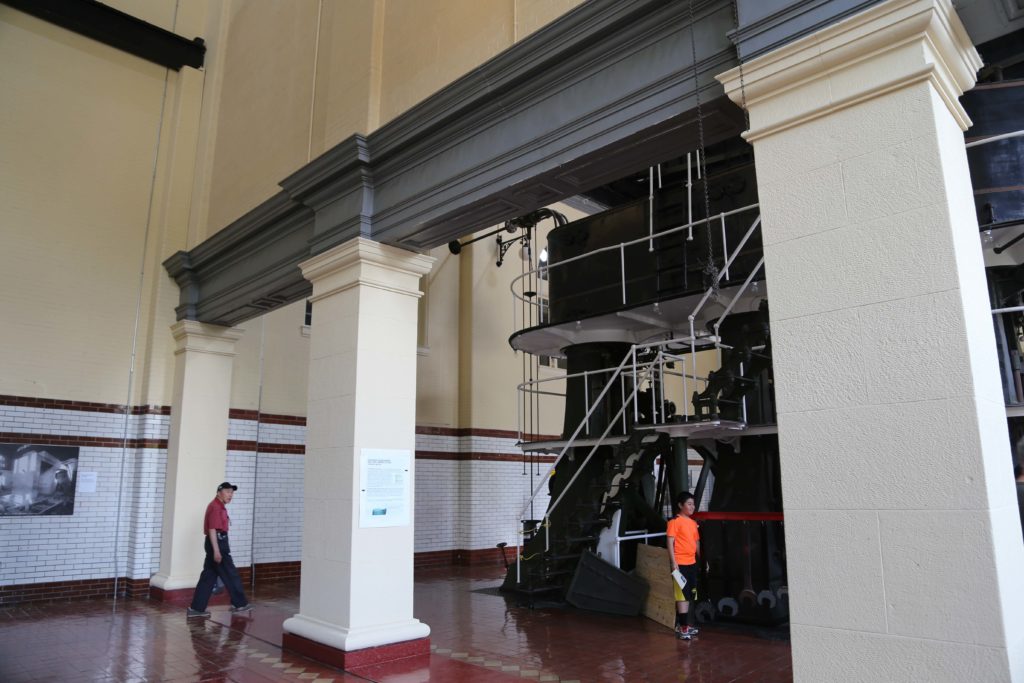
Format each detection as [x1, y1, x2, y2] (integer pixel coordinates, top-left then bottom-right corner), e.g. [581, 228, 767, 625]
[0, 565, 792, 682]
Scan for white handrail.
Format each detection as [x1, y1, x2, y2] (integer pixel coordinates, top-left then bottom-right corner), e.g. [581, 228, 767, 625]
[510, 202, 761, 310]
[966, 129, 1024, 148]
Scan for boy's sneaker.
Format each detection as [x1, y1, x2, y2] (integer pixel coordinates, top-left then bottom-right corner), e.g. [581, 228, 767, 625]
[186, 608, 210, 618]
[676, 626, 699, 639]
[230, 604, 253, 614]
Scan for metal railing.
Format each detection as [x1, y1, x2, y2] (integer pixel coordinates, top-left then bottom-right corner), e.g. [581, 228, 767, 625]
[516, 347, 661, 582]
[516, 357, 712, 443]
[510, 203, 761, 332]
[515, 212, 765, 448]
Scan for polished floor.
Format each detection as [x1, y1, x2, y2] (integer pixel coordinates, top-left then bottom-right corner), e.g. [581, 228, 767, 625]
[0, 566, 792, 682]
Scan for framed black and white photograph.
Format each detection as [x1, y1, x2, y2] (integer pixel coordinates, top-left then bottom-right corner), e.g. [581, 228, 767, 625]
[0, 443, 79, 516]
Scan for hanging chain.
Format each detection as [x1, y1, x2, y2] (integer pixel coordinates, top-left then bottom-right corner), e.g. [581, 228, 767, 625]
[729, 0, 751, 132]
[688, 0, 718, 298]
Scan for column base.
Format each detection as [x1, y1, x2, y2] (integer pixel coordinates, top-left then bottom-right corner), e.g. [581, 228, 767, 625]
[283, 632, 430, 669]
[282, 614, 431, 668]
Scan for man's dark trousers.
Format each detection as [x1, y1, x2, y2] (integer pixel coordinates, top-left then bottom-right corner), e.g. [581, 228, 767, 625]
[190, 532, 248, 611]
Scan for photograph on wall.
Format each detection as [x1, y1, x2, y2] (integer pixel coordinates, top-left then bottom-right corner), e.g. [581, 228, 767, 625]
[0, 443, 79, 516]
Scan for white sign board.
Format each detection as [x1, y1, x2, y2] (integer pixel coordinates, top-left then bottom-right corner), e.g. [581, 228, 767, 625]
[76, 471, 97, 494]
[359, 449, 411, 528]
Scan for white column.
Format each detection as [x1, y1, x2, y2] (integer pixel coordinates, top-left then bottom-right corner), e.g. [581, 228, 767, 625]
[718, 1, 1024, 680]
[151, 321, 243, 592]
[284, 237, 434, 653]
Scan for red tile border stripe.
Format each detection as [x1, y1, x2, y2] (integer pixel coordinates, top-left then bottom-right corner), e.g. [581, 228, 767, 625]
[0, 432, 169, 449]
[227, 440, 306, 454]
[228, 408, 308, 425]
[415, 450, 555, 463]
[415, 426, 560, 440]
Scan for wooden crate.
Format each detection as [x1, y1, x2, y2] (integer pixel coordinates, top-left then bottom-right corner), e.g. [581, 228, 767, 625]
[635, 544, 676, 630]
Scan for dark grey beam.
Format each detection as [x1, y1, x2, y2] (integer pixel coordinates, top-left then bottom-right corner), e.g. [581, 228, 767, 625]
[168, 0, 745, 326]
[731, 1, 885, 60]
[164, 193, 313, 326]
[1, 0, 205, 70]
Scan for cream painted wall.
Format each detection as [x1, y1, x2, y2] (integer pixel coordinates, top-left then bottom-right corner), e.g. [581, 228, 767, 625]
[202, 0, 320, 236]
[0, 6, 181, 405]
[230, 300, 311, 415]
[377, 0, 515, 125]
[310, 0, 383, 153]
[416, 245, 461, 427]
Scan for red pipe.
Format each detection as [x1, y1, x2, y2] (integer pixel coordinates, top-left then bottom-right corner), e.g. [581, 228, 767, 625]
[692, 511, 784, 522]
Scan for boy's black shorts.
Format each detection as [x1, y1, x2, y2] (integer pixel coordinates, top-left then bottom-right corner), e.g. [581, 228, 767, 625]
[677, 563, 699, 602]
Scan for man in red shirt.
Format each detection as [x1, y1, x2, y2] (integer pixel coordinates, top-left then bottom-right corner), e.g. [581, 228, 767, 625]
[187, 482, 252, 617]
[666, 491, 700, 640]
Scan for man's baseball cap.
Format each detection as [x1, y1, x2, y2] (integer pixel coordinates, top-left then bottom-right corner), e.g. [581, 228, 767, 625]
[217, 482, 238, 491]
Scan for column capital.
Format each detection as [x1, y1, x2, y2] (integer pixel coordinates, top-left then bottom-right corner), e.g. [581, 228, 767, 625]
[170, 320, 244, 357]
[299, 236, 435, 303]
[716, 0, 982, 141]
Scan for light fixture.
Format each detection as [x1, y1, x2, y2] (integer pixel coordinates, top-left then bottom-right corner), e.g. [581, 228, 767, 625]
[447, 208, 568, 267]
[539, 247, 548, 263]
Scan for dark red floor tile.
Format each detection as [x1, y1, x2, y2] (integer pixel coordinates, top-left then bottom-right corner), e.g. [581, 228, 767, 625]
[0, 567, 791, 682]
[350, 654, 526, 682]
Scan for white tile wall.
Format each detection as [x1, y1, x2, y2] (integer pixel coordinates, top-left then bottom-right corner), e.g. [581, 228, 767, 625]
[227, 419, 306, 445]
[250, 452, 304, 564]
[0, 405, 307, 587]
[414, 458, 552, 552]
[0, 444, 166, 585]
[0, 405, 170, 441]
[2, 403, 554, 587]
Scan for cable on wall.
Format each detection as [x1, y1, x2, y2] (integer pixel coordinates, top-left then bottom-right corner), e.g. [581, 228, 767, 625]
[248, 318, 266, 590]
[111, 3, 177, 607]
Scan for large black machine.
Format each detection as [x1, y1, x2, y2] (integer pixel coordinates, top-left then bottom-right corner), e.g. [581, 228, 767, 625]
[498, 139, 788, 627]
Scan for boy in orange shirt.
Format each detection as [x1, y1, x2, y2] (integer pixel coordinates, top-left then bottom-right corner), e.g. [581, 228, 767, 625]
[666, 491, 700, 640]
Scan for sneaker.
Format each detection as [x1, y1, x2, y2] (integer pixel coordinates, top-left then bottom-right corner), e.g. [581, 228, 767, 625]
[230, 604, 252, 614]
[676, 626, 699, 639]
[186, 608, 210, 618]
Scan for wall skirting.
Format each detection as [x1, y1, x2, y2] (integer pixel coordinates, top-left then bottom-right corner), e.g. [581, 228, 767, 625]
[413, 547, 519, 569]
[0, 576, 149, 606]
